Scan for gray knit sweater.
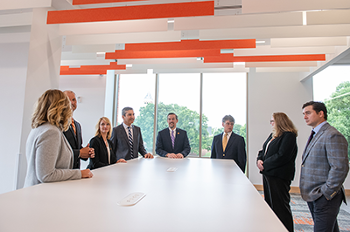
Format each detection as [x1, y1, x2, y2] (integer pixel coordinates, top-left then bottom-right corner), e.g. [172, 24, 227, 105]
[24, 122, 81, 187]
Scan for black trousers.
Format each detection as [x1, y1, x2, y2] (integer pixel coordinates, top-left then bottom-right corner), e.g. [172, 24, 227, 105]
[307, 191, 343, 232]
[263, 175, 293, 232]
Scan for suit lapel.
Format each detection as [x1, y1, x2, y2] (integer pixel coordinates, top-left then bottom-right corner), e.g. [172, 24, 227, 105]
[218, 133, 224, 152]
[173, 129, 181, 149]
[302, 123, 328, 163]
[165, 130, 173, 150]
[68, 125, 78, 145]
[99, 136, 108, 156]
[132, 125, 137, 150]
[225, 133, 236, 151]
[119, 124, 129, 144]
[75, 121, 82, 146]
[62, 131, 74, 164]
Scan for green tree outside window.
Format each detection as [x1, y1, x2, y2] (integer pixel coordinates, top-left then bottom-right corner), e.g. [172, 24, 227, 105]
[325, 81, 350, 160]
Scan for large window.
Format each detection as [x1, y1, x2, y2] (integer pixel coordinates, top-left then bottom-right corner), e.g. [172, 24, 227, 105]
[117, 72, 247, 157]
[313, 65, 350, 160]
[202, 73, 247, 157]
[158, 73, 200, 156]
[118, 74, 155, 153]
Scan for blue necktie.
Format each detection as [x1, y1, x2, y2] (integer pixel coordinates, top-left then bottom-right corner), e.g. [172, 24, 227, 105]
[128, 126, 134, 158]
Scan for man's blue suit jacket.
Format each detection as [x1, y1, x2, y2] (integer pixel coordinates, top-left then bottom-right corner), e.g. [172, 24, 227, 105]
[211, 132, 246, 172]
[110, 124, 147, 161]
[156, 128, 191, 157]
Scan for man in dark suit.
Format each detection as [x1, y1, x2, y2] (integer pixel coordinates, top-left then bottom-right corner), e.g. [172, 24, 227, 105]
[300, 101, 349, 232]
[63, 90, 94, 169]
[211, 115, 246, 172]
[156, 113, 191, 158]
[110, 107, 153, 163]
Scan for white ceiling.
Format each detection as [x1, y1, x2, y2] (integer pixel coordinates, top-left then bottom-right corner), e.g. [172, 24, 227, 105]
[1, 0, 350, 77]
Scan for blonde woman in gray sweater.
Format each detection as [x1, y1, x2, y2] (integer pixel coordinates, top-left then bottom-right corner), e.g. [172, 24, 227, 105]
[24, 89, 93, 187]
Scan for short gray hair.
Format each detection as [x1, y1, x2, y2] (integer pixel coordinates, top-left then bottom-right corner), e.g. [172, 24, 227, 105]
[222, 115, 235, 124]
[63, 90, 75, 95]
[122, 107, 133, 116]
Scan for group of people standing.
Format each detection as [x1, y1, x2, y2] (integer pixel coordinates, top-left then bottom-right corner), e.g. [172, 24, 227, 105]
[24, 89, 348, 232]
[257, 102, 349, 232]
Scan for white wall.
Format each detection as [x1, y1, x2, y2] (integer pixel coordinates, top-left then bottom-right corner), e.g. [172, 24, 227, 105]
[247, 70, 350, 189]
[0, 41, 29, 194]
[247, 69, 314, 187]
[16, 8, 63, 190]
[59, 74, 107, 169]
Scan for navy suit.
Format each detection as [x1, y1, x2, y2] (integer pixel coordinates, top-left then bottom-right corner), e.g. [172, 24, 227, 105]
[87, 135, 116, 170]
[110, 124, 147, 161]
[211, 132, 246, 172]
[156, 128, 191, 157]
[63, 119, 86, 169]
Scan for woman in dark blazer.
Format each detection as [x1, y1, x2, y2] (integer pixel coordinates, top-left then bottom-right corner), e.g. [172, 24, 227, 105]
[256, 112, 298, 232]
[88, 117, 117, 169]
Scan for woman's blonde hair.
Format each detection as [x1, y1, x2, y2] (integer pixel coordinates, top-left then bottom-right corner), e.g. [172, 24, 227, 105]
[95, 117, 112, 139]
[31, 89, 72, 131]
[272, 112, 298, 138]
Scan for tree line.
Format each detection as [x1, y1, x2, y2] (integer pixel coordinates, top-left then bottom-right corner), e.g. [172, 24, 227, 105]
[133, 81, 350, 160]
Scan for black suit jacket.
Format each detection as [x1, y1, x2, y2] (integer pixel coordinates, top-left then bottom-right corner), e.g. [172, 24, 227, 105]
[63, 119, 84, 169]
[257, 132, 297, 181]
[211, 132, 247, 172]
[110, 124, 147, 161]
[87, 135, 116, 170]
[156, 128, 191, 157]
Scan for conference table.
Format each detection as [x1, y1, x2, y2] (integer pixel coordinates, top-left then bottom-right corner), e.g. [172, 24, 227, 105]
[0, 157, 287, 232]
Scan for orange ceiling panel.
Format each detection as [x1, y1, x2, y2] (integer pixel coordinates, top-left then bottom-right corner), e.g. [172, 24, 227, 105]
[60, 68, 108, 75]
[72, 0, 145, 5]
[204, 54, 326, 63]
[106, 49, 221, 59]
[60, 62, 126, 75]
[47, 1, 214, 24]
[124, 39, 256, 51]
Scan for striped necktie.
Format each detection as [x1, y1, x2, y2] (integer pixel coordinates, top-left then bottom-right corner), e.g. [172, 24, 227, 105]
[128, 126, 134, 158]
[171, 130, 175, 149]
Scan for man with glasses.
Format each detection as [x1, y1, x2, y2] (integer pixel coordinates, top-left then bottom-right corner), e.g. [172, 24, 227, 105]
[211, 115, 246, 172]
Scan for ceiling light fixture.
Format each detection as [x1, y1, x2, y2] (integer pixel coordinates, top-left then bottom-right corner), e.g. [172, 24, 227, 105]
[302, 11, 307, 25]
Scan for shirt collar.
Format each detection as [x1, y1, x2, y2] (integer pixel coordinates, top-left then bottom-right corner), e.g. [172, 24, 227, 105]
[169, 127, 176, 133]
[224, 131, 233, 137]
[313, 121, 327, 134]
[123, 123, 133, 129]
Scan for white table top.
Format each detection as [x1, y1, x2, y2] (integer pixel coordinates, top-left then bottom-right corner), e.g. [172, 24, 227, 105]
[0, 157, 287, 232]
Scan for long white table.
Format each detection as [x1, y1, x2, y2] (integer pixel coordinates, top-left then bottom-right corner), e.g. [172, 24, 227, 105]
[0, 157, 287, 232]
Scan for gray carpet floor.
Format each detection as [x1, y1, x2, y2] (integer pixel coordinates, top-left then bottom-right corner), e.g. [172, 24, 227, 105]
[259, 192, 350, 232]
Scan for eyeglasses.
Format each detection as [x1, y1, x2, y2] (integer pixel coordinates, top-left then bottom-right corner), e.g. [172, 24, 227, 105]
[270, 120, 274, 123]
